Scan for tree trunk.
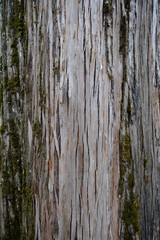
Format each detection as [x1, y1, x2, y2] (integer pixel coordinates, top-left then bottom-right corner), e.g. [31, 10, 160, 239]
[0, 0, 160, 239]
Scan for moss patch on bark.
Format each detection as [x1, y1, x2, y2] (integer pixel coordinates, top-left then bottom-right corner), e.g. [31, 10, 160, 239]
[119, 135, 140, 239]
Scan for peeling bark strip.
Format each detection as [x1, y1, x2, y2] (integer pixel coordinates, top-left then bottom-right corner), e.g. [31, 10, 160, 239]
[0, 0, 160, 239]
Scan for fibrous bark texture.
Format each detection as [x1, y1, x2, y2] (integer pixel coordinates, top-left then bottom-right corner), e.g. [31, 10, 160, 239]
[0, 0, 160, 240]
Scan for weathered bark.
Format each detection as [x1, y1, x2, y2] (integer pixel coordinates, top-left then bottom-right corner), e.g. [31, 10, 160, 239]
[0, 0, 160, 239]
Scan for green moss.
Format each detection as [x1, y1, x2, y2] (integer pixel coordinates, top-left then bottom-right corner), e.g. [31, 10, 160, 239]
[119, 4, 139, 238]
[39, 26, 43, 42]
[4, 63, 7, 72]
[1, 118, 35, 239]
[6, 75, 20, 94]
[128, 172, 134, 189]
[119, 135, 131, 194]
[1, 120, 22, 239]
[122, 195, 140, 238]
[103, 1, 113, 17]
[9, 0, 27, 67]
[11, 46, 19, 67]
[120, 10, 128, 111]
[119, 164, 126, 196]
[11, 38, 17, 49]
[7, 0, 25, 39]
[14, 0, 26, 37]
[39, 83, 46, 108]
[119, 135, 132, 164]
[0, 123, 6, 134]
[7, 2, 27, 94]
[119, 135, 132, 196]
[119, 135, 140, 238]
[33, 119, 41, 137]
[1, 1, 34, 238]
[21, 166, 35, 238]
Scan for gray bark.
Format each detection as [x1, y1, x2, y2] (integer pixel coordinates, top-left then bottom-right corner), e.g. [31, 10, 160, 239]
[0, 0, 160, 239]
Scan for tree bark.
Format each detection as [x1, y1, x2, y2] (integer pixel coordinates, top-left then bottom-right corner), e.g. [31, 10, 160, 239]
[0, 0, 160, 239]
